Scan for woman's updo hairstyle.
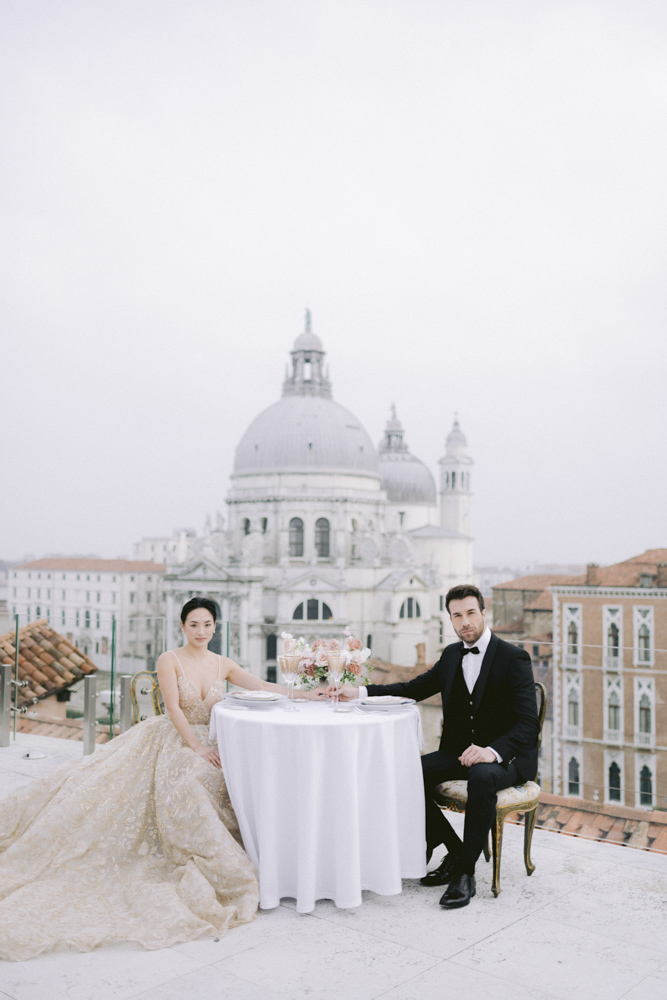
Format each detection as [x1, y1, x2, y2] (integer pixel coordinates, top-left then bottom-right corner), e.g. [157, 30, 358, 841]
[180, 597, 218, 624]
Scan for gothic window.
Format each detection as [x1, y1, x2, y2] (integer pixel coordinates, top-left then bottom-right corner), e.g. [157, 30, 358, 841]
[568, 689, 579, 727]
[242, 518, 251, 536]
[315, 518, 330, 558]
[607, 622, 620, 658]
[638, 624, 651, 663]
[640, 765, 653, 807]
[639, 694, 651, 734]
[307, 598, 319, 620]
[608, 690, 621, 731]
[322, 603, 333, 620]
[293, 602, 304, 620]
[568, 757, 580, 796]
[266, 634, 277, 660]
[289, 518, 304, 557]
[608, 762, 621, 802]
[567, 622, 579, 656]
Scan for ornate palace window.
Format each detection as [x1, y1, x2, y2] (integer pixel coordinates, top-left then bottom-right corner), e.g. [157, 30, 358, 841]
[315, 518, 330, 558]
[568, 757, 580, 796]
[640, 765, 653, 807]
[608, 762, 621, 802]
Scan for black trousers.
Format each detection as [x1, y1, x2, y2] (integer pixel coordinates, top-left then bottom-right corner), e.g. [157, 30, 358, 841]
[422, 751, 520, 873]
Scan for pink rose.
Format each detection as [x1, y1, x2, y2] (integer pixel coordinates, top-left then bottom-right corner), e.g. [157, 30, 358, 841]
[346, 636, 362, 651]
[282, 637, 297, 654]
[326, 638, 341, 651]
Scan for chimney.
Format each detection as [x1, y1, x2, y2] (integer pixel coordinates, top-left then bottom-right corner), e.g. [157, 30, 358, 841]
[586, 563, 600, 586]
[656, 563, 667, 588]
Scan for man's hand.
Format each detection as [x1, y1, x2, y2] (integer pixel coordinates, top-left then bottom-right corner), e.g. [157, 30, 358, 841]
[459, 745, 497, 767]
[300, 687, 329, 700]
[325, 683, 359, 701]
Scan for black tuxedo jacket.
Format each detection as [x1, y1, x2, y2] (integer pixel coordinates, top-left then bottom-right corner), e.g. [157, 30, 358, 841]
[366, 632, 540, 782]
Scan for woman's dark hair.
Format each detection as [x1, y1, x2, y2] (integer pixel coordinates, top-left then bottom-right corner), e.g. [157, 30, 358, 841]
[180, 597, 218, 623]
[445, 584, 485, 614]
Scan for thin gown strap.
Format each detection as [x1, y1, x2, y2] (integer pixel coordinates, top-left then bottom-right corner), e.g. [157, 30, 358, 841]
[171, 650, 185, 676]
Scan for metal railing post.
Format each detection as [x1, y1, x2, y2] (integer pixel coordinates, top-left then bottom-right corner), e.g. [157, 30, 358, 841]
[82, 674, 97, 755]
[0, 663, 11, 748]
[119, 675, 132, 734]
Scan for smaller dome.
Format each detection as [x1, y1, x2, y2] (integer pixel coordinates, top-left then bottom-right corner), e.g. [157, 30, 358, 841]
[292, 309, 323, 352]
[378, 405, 436, 504]
[446, 418, 468, 454]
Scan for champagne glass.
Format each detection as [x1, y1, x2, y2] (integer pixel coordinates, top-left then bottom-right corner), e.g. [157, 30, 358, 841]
[326, 652, 345, 712]
[279, 653, 300, 711]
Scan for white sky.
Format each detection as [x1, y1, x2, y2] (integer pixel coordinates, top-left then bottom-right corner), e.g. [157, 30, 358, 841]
[1, 1, 666, 567]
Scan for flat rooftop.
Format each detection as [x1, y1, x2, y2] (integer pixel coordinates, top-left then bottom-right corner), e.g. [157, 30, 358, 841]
[1, 733, 667, 1000]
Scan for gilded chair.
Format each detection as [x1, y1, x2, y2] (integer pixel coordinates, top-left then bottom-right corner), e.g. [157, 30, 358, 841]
[434, 681, 547, 897]
[129, 671, 164, 725]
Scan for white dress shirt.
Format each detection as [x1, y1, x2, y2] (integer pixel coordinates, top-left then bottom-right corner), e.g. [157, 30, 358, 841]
[358, 625, 502, 762]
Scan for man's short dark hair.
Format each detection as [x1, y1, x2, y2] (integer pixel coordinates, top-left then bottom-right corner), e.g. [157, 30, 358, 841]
[445, 584, 485, 614]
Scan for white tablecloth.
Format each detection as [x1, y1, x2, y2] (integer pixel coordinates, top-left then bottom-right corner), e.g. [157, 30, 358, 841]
[209, 700, 426, 912]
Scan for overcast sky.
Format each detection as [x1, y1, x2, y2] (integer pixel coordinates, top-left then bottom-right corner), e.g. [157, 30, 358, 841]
[1, 1, 666, 568]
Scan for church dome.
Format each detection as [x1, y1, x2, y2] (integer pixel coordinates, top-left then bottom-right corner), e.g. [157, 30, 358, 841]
[232, 314, 379, 478]
[377, 406, 436, 504]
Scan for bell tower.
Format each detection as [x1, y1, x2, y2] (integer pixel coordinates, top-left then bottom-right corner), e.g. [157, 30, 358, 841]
[439, 417, 473, 536]
[282, 310, 332, 399]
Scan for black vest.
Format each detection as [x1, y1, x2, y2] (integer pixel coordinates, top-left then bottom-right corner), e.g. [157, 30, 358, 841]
[441, 659, 479, 755]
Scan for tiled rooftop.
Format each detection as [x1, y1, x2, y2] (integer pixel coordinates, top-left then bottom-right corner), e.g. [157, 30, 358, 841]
[0, 620, 97, 707]
[2, 733, 667, 1000]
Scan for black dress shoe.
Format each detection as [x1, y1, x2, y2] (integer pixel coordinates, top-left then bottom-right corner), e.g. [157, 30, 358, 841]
[420, 853, 460, 887]
[439, 871, 476, 908]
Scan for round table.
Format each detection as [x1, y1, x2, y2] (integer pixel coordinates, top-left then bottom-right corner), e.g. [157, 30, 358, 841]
[209, 699, 426, 912]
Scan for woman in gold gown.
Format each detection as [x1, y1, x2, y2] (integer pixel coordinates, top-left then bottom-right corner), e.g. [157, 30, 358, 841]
[0, 598, 316, 961]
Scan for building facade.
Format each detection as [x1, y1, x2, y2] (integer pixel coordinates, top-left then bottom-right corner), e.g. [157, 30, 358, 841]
[161, 313, 475, 675]
[552, 551, 667, 811]
[9, 558, 166, 670]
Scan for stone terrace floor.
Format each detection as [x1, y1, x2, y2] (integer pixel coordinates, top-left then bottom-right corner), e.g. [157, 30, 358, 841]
[1, 733, 667, 1000]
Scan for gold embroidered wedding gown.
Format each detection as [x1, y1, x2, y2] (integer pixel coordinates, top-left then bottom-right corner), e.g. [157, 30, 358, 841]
[0, 663, 259, 961]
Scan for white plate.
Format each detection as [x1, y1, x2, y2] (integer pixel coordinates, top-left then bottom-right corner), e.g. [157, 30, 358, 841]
[358, 697, 415, 711]
[229, 691, 283, 704]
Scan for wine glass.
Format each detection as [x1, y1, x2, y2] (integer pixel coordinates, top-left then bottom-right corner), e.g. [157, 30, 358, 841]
[326, 652, 346, 712]
[279, 653, 300, 711]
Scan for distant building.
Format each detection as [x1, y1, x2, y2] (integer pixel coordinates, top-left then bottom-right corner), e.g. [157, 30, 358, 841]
[552, 550, 667, 811]
[9, 558, 166, 670]
[162, 313, 476, 673]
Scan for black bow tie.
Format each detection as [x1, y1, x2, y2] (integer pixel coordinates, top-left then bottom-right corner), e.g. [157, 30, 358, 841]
[461, 646, 480, 656]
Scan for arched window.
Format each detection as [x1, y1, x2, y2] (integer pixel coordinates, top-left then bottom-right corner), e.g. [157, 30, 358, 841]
[608, 690, 620, 731]
[293, 602, 304, 620]
[366, 634, 372, 650]
[638, 624, 651, 663]
[568, 757, 580, 796]
[567, 688, 579, 727]
[640, 765, 653, 806]
[307, 598, 319, 620]
[242, 518, 250, 536]
[607, 622, 619, 658]
[315, 518, 330, 558]
[608, 762, 621, 802]
[261, 517, 268, 534]
[567, 622, 579, 656]
[289, 518, 304, 557]
[322, 603, 333, 620]
[639, 693, 651, 734]
[266, 634, 277, 660]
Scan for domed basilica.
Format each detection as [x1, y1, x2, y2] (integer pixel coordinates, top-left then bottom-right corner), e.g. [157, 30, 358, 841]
[163, 313, 474, 672]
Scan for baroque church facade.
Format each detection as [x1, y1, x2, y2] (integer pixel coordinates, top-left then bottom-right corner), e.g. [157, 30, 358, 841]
[162, 314, 474, 675]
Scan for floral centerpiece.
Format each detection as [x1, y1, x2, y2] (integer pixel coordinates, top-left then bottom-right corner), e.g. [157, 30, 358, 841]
[280, 629, 372, 689]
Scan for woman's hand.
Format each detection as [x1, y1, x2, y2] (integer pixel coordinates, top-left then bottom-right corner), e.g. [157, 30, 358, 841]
[299, 687, 329, 700]
[193, 743, 222, 769]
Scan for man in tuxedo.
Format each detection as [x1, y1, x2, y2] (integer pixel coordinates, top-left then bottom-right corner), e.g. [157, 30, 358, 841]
[339, 584, 539, 909]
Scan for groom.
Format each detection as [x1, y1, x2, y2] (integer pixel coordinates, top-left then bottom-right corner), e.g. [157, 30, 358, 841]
[339, 584, 539, 909]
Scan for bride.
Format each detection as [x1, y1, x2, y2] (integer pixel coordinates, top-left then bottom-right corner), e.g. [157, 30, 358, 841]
[0, 597, 319, 961]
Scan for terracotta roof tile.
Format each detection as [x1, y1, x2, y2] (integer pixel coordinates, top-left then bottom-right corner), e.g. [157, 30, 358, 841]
[0, 620, 98, 707]
[493, 573, 584, 591]
[16, 558, 165, 573]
